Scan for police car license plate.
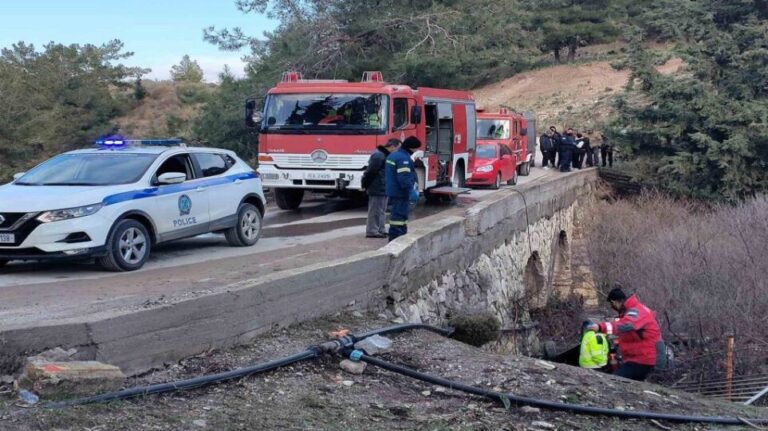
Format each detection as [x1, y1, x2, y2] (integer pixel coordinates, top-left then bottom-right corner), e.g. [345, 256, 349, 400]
[304, 172, 334, 180]
[0, 233, 14, 244]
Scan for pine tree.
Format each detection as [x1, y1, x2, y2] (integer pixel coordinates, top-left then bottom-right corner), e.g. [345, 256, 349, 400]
[610, 1, 768, 200]
[170, 55, 204, 83]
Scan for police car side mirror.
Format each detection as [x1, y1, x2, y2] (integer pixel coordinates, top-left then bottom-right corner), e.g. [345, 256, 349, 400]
[13, 172, 26, 180]
[410, 105, 422, 125]
[158, 172, 186, 185]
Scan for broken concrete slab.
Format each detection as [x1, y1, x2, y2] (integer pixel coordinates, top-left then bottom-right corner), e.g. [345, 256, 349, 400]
[16, 361, 125, 398]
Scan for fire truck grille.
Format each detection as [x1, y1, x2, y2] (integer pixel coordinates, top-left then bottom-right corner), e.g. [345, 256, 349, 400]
[271, 154, 369, 169]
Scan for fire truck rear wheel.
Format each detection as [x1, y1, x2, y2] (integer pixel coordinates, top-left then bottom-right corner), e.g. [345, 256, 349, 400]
[519, 161, 531, 176]
[454, 165, 466, 188]
[274, 188, 304, 210]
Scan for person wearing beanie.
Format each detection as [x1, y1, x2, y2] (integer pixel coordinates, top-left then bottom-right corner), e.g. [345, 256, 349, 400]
[579, 319, 609, 370]
[586, 285, 663, 381]
[385, 136, 420, 241]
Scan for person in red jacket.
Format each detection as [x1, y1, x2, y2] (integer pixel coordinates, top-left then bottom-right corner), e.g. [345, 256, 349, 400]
[587, 286, 663, 381]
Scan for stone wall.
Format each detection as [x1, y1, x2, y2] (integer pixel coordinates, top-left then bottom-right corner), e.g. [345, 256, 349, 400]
[383, 171, 599, 354]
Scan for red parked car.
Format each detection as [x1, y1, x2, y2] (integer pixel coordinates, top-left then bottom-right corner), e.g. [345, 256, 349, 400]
[466, 142, 518, 189]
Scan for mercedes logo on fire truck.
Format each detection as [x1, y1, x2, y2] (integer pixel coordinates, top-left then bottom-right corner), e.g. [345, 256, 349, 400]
[310, 150, 328, 163]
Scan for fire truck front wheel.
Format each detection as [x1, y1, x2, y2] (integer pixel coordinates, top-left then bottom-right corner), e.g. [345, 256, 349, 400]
[274, 188, 304, 210]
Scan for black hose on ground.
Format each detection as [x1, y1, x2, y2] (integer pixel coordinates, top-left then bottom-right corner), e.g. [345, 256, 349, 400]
[45, 349, 319, 408]
[352, 323, 454, 340]
[42, 323, 452, 408]
[358, 353, 768, 426]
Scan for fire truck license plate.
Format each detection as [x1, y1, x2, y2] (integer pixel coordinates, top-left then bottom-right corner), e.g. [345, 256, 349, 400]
[304, 172, 334, 180]
[0, 233, 15, 244]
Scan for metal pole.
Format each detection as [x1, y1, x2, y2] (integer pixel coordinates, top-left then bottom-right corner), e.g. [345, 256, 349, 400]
[745, 385, 768, 406]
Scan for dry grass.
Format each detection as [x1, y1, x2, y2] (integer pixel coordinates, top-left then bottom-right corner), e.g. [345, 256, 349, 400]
[113, 80, 213, 138]
[583, 193, 768, 381]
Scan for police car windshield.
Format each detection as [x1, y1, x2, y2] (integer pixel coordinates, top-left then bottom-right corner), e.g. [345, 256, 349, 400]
[477, 119, 510, 140]
[263, 93, 388, 133]
[16, 153, 158, 186]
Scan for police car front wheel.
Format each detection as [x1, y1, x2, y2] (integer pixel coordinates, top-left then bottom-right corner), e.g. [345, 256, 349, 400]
[226, 203, 262, 247]
[98, 219, 151, 272]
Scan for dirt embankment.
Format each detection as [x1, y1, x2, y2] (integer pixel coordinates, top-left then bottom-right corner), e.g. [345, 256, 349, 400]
[474, 58, 684, 131]
[2, 313, 762, 430]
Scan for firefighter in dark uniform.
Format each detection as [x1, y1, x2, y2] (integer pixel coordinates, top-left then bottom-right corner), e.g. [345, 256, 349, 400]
[385, 136, 420, 241]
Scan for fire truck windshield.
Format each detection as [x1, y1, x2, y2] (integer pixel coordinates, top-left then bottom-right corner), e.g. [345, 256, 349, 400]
[262, 93, 388, 134]
[477, 119, 510, 140]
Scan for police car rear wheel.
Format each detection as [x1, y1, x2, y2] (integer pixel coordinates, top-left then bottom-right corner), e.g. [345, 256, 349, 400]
[226, 203, 262, 247]
[98, 219, 151, 272]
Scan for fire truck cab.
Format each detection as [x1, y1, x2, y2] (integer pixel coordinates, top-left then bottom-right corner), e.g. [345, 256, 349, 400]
[246, 72, 476, 210]
[475, 108, 533, 176]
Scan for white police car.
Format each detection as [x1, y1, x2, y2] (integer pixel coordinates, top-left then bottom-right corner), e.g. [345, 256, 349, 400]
[0, 138, 266, 271]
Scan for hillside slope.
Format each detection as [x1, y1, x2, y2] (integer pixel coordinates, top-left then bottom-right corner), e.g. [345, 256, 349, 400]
[474, 59, 684, 131]
[114, 81, 213, 139]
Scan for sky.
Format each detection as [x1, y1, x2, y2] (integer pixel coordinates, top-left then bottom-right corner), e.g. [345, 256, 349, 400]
[0, 0, 278, 81]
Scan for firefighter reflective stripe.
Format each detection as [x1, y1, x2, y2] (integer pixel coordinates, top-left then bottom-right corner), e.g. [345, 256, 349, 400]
[604, 322, 613, 334]
[397, 167, 411, 173]
[386, 160, 396, 166]
[389, 220, 407, 226]
[618, 323, 636, 333]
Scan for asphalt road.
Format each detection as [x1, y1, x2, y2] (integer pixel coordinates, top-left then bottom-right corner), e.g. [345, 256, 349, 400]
[0, 160, 552, 288]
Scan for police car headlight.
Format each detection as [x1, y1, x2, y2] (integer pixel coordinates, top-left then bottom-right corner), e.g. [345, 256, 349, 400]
[476, 165, 494, 172]
[37, 204, 103, 223]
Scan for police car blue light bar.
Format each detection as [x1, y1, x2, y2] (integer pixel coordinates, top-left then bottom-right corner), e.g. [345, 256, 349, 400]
[129, 139, 182, 146]
[95, 134, 127, 147]
[95, 136, 182, 148]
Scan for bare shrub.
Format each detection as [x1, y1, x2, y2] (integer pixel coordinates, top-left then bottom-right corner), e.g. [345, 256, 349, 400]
[583, 192, 768, 381]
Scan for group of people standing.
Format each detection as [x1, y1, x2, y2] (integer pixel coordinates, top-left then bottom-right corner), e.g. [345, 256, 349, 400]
[539, 126, 614, 172]
[362, 137, 421, 242]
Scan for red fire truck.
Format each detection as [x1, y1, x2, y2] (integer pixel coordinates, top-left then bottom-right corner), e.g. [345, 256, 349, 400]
[475, 107, 533, 177]
[246, 71, 477, 210]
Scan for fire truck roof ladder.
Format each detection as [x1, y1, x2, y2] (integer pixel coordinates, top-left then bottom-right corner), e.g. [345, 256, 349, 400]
[282, 71, 303, 82]
[362, 71, 384, 83]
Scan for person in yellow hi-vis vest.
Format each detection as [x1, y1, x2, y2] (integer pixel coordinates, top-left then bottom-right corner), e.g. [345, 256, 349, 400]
[579, 320, 609, 370]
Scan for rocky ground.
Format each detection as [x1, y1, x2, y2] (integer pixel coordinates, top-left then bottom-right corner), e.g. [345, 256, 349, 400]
[1, 313, 764, 431]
